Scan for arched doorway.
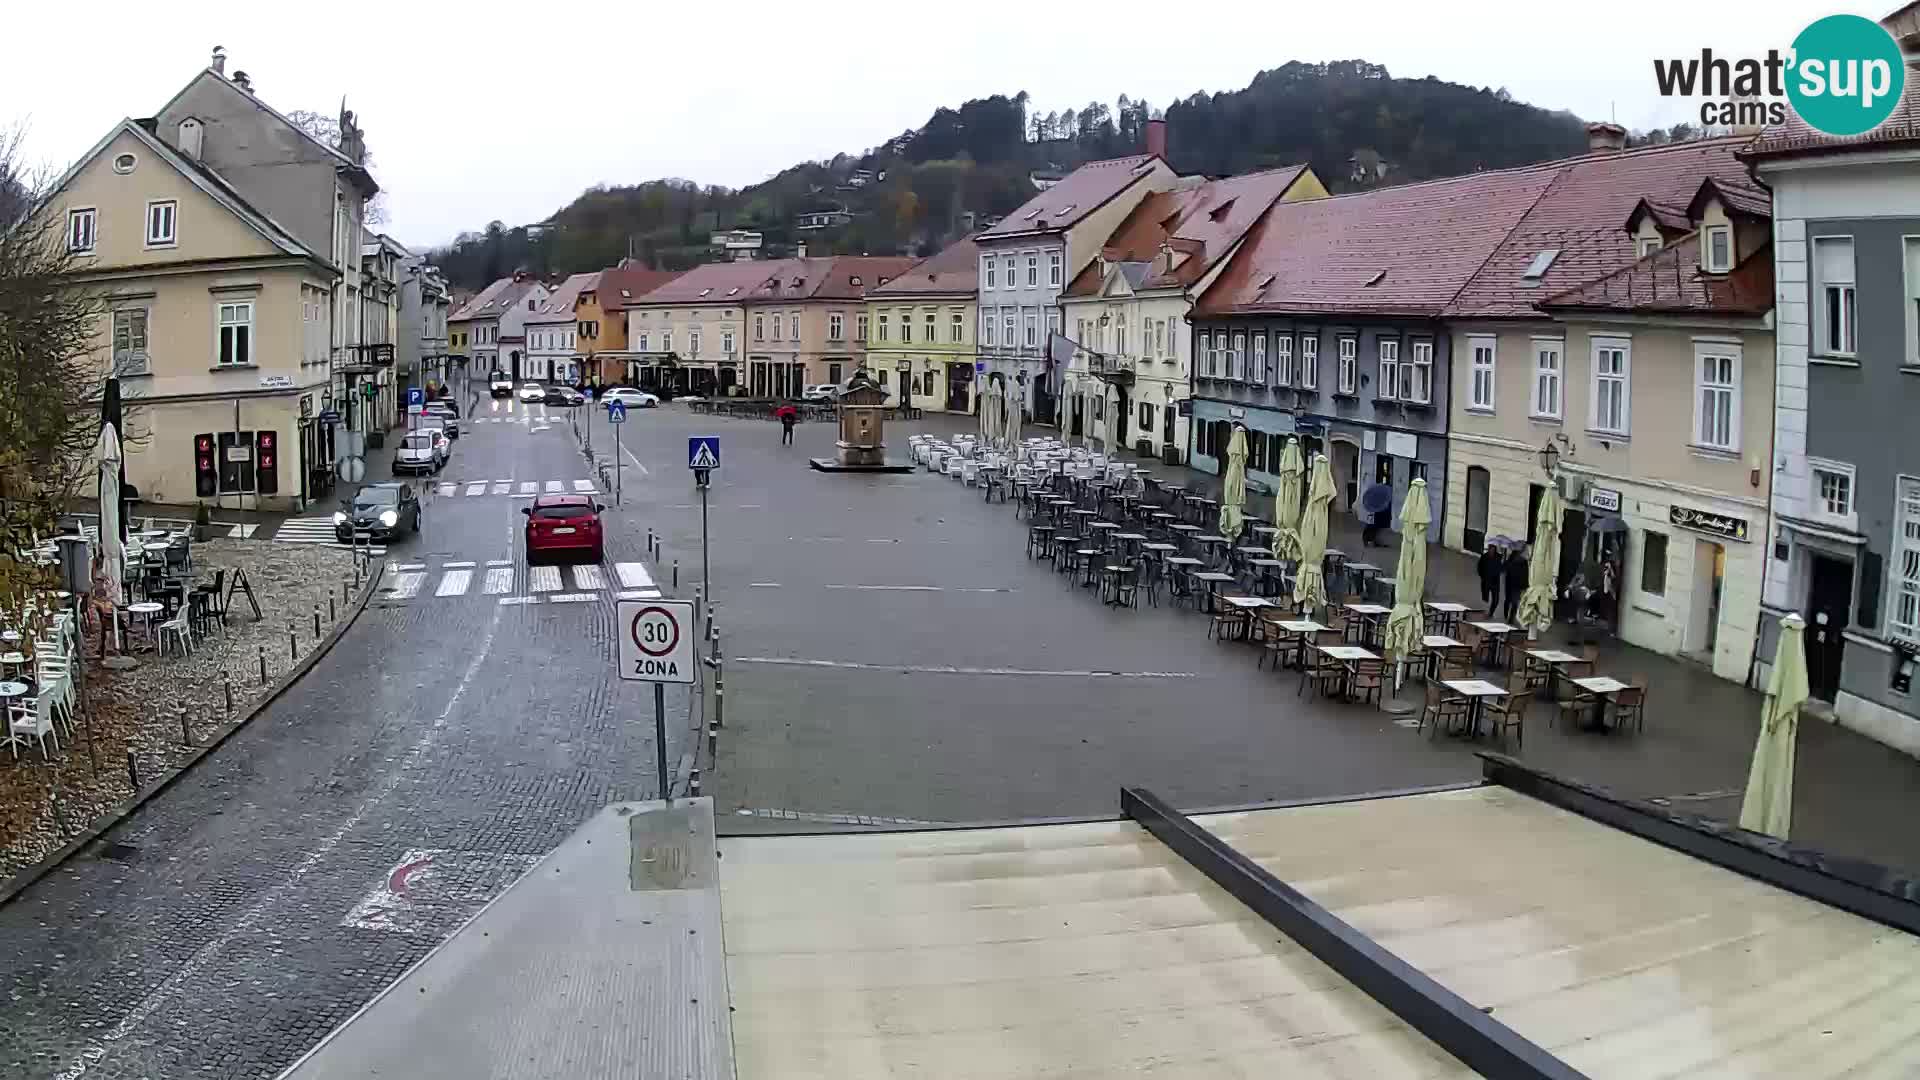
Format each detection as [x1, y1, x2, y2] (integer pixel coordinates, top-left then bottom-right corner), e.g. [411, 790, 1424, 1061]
[509, 350, 522, 382]
[1464, 466, 1491, 552]
[1330, 438, 1361, 511]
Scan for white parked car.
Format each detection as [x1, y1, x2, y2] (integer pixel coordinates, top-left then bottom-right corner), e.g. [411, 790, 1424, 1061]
[601, 387, 660, 409]
[488, 372, 514, 398]
[393, 430, 447, 474]
[516, 383, 547, 402]
[801, 384, 840, 402]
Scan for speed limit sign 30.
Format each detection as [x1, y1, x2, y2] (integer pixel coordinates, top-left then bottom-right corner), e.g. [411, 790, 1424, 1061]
[617, 599, 694, 683]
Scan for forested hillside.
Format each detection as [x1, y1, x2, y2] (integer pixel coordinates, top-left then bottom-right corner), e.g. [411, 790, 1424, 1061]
[429, 60, 1590, 291]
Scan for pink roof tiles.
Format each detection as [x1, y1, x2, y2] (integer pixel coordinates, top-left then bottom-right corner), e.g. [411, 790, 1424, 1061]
[977, 154, 1163, 239]
[1538, 232, 1774, 316]
[869, 236, 981, 296]
[1742, 64, 1920, 160]
[1065, 165, 1310, 296]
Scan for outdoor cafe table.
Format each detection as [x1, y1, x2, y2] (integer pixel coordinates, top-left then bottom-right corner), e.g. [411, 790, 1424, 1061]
[1248, 558, 1289, 596]
[1344, 603, 1391, 647]
[1214, 595, 1270, 640]
[1275, 619, 1327, 668]
[1113, 532, 1148, 557]
[1467, 620, 1519, 666]
[1424, 601, 1469, 635]
[1101, 564, 1138, 607]
[1193, 535, 1232, 565]
[1164, 556, 1203, 602]
[1192, 571, 1237, 611]
[1250, 525, 1279, 540]
[1441, 679, 1509, 736]
[1317, 644, 1378, 702]
[1344, 561, 1383, 591]
[1568, 675, 1631, 731]
[1419, 635, 1462, 680]
[1526, 649, 1584, 700]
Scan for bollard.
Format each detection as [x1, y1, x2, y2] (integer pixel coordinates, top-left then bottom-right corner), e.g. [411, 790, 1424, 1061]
[647, 528, 655, 558]
[258, 645, 268, 685]
[707, 720, 719, 759]
[126, 750, 141, 793]
[180, 708, 192, 747]
[672, 560, 679, 588]
[223, 670, 233, 718]
[689, 768, 702, 798]
[289, 621, 298, 662]
[313, 604, 321, 640]
[710, 631, 724, 730]
[329, 595, 336, 622]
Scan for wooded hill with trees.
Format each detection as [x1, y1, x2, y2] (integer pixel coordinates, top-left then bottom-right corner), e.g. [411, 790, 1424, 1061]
[428, 60, 1594, 292]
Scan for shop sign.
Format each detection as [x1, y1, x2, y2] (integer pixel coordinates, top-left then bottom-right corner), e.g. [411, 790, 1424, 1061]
[1587, 486, 1622, 513]
[1670, 504, 1750, 542]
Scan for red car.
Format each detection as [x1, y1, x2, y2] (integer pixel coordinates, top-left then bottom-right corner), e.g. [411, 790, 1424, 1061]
[521, 494, 605, 563]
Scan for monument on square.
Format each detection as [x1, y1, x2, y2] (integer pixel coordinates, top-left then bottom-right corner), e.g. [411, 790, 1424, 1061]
[810, 367, 914, 473]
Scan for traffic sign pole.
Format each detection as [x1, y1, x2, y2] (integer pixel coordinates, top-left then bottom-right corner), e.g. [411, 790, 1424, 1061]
[615, 419, 623, 506]
[696, 469, 711, 605]
[654, 682, 668, 804]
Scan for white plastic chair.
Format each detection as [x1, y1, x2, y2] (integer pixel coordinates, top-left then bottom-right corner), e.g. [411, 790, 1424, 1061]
[157, 608, 194, 658]
[8, 694, 59, 761]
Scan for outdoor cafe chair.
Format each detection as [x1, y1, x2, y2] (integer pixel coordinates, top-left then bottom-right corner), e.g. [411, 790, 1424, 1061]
[1484, 683, 1535, 748]
[1058, 545, 1086, 582]
[1613, 680, 1647, 733]
[6, 693, 60, 762]
[1347, 658, 1387, 706]
[1298, 646, 1348, 701]
[1026, 524, 1056, 560]
[157, 608, 194, 658]
[1418, 681, 1469, 739]
[1256, 619, 1293, 672]
[1166, 568, 1198, 610]
[1438, 645, 1475, 682]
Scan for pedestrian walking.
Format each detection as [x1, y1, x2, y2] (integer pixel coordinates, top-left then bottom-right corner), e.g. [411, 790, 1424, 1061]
[776, 404, 798, 446]
[1477, 546, 1504, 616]
[1502, 545, 1530, 624]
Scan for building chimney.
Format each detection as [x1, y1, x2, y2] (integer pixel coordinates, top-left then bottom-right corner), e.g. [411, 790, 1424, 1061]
[1145, 117, 1167, 160]
[210, 46, 226, 75]
[1586, 121, 1627, 153]
[231, 70, 252, 93]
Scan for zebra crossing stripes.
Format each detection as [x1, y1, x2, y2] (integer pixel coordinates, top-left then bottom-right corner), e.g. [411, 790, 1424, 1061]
[492, 482, 510, 495]
[528, 565, 562, 593]
[518, 482, 537, 496]
[614, 562, 655, 589]
[272, 516, 387, 555]
[465, 482, 487, 497]
[373, 561, 637, 607]
[572, 565, 605, 590]
[434, 569, 472, 597]
[422, 479, 601, 499]
[571, 479, 597, 493]
[544, 481, 564, 494]
[483, 568, 514, 595]
[384, 572, 427, 600]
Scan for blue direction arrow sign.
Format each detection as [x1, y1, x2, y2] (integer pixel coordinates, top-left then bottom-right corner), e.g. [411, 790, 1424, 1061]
[688, 435, 720, 471]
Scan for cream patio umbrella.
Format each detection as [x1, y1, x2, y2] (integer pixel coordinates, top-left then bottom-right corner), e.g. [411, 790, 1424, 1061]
[1293, 454, 1335, 613]
[1270, 437, 1304, 562]
[1382, 478, 1430, 661]
[97, 422, 125, 653]
[1004, 382, 1024, 450]
[1514, 483, 1563, 632]
[1740, 613, 1810, 839]
[1219, 426, 1248, 542]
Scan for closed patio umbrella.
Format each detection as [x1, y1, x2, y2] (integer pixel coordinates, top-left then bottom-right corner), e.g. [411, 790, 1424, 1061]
[1005, 389, 1023, 449]
[1382, 478, 1430, 659]
[1740, 613, 1810, 839]
[1293, 454, 1334, 612]
[1270, 437, 1304, 561]
[1515, 484, 1562, 632]
[1219, 426, 1247, 541]
[97, 422, 125, 653]
[979, 377, 998, 445]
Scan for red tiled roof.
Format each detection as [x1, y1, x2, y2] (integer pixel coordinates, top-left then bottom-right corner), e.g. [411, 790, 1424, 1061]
[1538, 233, 1773, 316]
[450, 277, 541, 322]
[1688, 176, 1769, 220]
[601, 267, 685, 309]
[1443, 136, 1763, 318]
[976, 154, 1164, 239]
[1196, 166, 1562, 318]
[869, 236, 980, 296]
[1743, 66, 1920, 159]
[526, 272, 600, 324]
[1065, 165, 1310, 297]
[743, 255, 918, 303]
[1625, 197, 1692, 236]
[634, 259, 803, 305]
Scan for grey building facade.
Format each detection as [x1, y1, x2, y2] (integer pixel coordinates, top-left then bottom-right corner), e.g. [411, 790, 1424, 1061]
[1751, 111, 1920, 756]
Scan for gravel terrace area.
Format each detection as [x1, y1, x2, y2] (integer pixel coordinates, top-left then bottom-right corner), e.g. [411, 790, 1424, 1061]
[0, 540, 362, 880]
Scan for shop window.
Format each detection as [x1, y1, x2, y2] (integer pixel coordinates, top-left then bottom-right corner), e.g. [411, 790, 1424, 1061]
[1641, 532, 1669, 596]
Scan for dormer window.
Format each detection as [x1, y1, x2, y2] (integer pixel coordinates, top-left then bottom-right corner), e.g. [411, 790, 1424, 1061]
[849, 276, 863, 286]
[1704, 225, 1733, 273]
[1520, 248, 1561, 284]
[1638, 237, 1663, 259]
[1364, 270, 1386, 287]
[699, 287, 712, 297]
[726, 287, 740, 296]
[1208, 199, 1236, 222]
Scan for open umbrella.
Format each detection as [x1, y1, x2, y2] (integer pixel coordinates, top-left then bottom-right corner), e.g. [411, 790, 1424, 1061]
[97, 422, 125, 653]
[1293, 454, 1335, 612]
[1271, 438, 1304, 561]
[1740, 613, 1810, 839]
[1382, 478, 1430, 660]
[1219, 426, 1247, 542]
[1515, 485, 1563, 632]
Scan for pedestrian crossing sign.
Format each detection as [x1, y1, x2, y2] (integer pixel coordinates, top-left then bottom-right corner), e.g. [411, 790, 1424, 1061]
[688, 436, 720, 471]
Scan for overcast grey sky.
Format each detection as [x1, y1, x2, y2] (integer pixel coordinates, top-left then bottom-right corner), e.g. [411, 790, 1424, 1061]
[5, 0, 1818, 252]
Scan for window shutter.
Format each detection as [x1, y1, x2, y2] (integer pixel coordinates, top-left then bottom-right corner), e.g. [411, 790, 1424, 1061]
[1815, 237, 1855, 284]
[1858, 548, 1883, 630]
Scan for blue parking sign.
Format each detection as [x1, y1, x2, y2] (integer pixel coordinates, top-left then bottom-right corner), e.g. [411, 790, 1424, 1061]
[406, 386, 424, 406]
[688, 436, 720, 470]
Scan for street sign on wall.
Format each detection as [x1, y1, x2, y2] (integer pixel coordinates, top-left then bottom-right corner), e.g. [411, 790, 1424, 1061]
[617, 599, 694, 683]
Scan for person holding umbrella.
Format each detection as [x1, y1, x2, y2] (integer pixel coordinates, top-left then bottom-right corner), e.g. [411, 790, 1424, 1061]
[1477, 543, 1504, 617]
[1359, 482, 1393, 547]
[775, 403, 798, 446]
[1503, 543, 1530, 625]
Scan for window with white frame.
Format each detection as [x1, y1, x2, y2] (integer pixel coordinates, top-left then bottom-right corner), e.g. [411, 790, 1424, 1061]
[1048, 251, 1062, 286]
[1468, 335, 1496, 410]
[950, 311, 964, 343]
[636, 332, 649, 352]
[145, 200, 177, 246]
[1046, 308, 1060, 346]
[721, 329, 734, 354]
[1025, 311, 1039, 348]
[1694, 343, 1740, 451]
[900, 310, 913, 343]
[1154, 319, 1166, 358]
[217, 301, 253, 366]
[67, 208, 95, 253]
[788, 314, 799, 339]
[661, 330, 673, 353]
[1337, 336, 1357, 394]
[1203, 332, 1219, 378]
[1405, 339, 1432, 403]
[1116, 319, 1127, 356]
[1893, 477, 1920, 644]
[924, 311, 935, 342]
[1026, 253, 1038, 286]
[1003, 311, 1015, 347]
[1300, 336, 1319, 389]
[1814, 236, 1856, 357]
[1378, 339, 1400, 399]
[1251, 334, 1267, 382]
[1809, 459, 1856, 529]
[1590, 337, 1631, 434]
[1531, 339, 1563, 419]
[982, 311, 994, 346]
[1274, 334, 1293, 385]
[983, 257, 995, 290]
[112, 308, 150, 374]
[1704, 225, 1733, 273]
[876, 313, 889, 342]
[689, 329, 701, 355]
[828, 313, 843, 340]
[754, 313, 765, 340]
[857, 314, 869, 342]
[1638, 236, 1663, 258]
[1231, 332, 1247, 380]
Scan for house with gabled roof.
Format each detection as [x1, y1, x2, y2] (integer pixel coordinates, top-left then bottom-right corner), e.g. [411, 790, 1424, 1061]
[38, 49, 382, 511]
[448, 275, 553, 383]
[975, 120, 1182, 424]
[1057, 163, 1326, 461]
[581, 265, 684, 385]
[743, 255, 917, 398]
[866, 237, 981, 412]
[624, 259, 794, 396]
[525, 272, 600, 385]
